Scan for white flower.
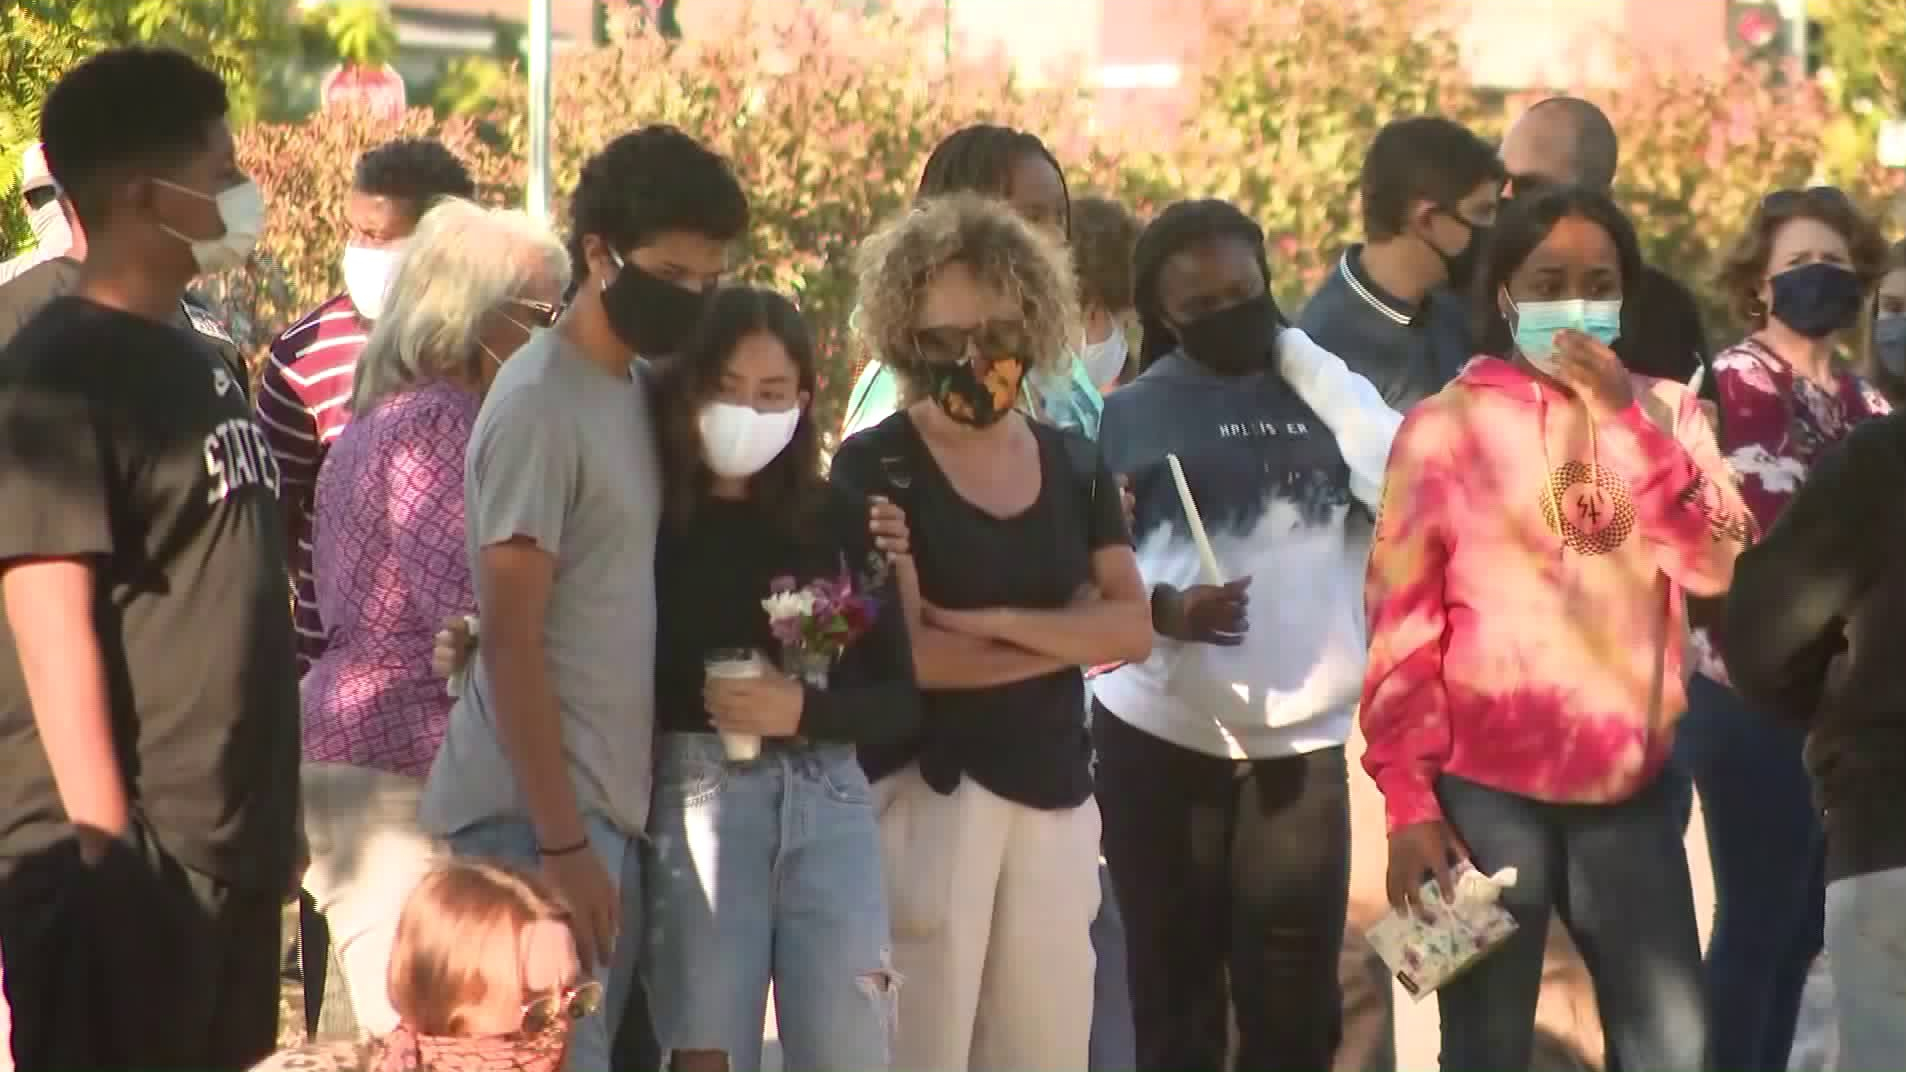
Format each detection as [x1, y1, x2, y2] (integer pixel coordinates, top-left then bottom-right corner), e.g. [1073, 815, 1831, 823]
[762, 589, 817, 622]
[1728, 443, 1806, 495]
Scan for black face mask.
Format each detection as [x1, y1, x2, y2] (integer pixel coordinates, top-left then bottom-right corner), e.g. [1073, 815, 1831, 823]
[601, 253, 710, 356]
[1434, 215, 1488, 292]
[1768, 261, 1864, 340]
[1175, 293, 1280, 375]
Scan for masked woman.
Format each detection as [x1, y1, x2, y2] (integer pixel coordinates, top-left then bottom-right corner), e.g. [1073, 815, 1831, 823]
[1679, 185, 1893, 1072]
[830, 192, 1153, 1071]
[1362, 186, 1752, 1071]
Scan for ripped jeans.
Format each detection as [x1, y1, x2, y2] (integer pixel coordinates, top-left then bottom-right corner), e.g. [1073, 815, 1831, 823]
[645, 733, 895, 1072]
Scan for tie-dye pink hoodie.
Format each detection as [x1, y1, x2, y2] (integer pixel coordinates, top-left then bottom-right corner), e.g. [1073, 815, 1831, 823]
[1360, 357, 1755, 831]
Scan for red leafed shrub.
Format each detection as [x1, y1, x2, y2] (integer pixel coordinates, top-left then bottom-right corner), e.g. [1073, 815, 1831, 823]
[479, 5, 1097, 425]
[1605, 57, 1835, 336]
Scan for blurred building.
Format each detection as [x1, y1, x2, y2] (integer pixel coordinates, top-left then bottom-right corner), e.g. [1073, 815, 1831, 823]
[388, 0, 595, 84]
[682, 0, 1732, 141]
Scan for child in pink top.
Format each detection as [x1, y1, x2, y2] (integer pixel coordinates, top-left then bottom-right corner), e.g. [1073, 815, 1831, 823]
[1360, 187, 1753, 1071]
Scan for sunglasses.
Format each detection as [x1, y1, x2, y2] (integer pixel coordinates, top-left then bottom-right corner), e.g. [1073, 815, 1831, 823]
[1761, 186, 1855, 214]
[512, 298, 562, 328]
[909, 319, 1032, 365]
[519, 980, 603, 1037]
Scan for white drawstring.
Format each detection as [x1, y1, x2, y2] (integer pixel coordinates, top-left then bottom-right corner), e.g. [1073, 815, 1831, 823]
[1533, 381, 1600, 550]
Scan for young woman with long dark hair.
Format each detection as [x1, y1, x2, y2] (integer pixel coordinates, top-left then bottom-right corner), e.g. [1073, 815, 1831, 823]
[642, 285, 920, 1072]
[1362, 186, 1753, 1071]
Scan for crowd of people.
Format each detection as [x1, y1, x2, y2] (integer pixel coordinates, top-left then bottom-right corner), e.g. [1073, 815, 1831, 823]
[0, 40, 1901, 1072]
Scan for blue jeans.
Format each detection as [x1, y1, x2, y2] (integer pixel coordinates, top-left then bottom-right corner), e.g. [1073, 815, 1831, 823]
[1434, 771, 1707, 1072]
[1825, 866, 1906, 1072]
[1088, 860, 1136, 1072]
[447, 812, 650, 1072]
[1675, 672, 1825, 1072]
[645, 734, 894, 1072]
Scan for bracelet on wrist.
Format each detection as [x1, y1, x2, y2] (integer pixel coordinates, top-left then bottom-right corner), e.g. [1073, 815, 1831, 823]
[538, 837, 589, 858]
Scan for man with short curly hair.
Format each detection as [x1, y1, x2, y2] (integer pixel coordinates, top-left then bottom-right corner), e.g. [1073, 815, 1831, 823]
[418, 124, 748, 1072]
[256, 137, 476, 674]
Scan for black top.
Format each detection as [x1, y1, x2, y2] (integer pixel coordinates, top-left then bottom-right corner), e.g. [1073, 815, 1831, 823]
[0, 257, 250, 396]
[653, 485, 922, 743]
[1615, 264, 1713, 399]
[1722, 413, 1906, 884]
[0, 296, 299, 890]
[1295, 246, 1474, 412]
[830, 412, 1128, 810]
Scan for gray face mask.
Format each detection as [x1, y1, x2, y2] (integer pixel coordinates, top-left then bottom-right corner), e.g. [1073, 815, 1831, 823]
[1875, 315, 1906, 376]
[26, 198, 69, 251]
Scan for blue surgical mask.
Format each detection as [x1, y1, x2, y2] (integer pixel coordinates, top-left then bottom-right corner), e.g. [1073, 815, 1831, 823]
[1506, 295, 1623, 373]
[1874, 314, 1906, 376]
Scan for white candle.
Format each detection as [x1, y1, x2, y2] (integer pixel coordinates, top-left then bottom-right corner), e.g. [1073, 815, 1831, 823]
[1166, 454, 1225, 585]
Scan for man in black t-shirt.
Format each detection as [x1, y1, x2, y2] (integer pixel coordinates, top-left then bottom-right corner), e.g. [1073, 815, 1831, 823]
[0, 47, 298, 1072]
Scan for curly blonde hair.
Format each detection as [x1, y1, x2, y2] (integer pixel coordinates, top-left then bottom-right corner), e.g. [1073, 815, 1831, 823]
[854, 192, 1079, 394]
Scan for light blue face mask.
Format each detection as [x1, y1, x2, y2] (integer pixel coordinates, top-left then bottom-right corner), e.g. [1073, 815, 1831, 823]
[1506, 295, 1623, 373]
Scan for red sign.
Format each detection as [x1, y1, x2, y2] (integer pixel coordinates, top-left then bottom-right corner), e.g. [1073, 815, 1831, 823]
[319, 63, 407, 121]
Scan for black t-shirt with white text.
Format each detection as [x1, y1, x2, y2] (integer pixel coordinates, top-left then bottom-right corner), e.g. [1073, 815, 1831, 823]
[0, 296, 299, 890]
[830, 412, 1128, 810]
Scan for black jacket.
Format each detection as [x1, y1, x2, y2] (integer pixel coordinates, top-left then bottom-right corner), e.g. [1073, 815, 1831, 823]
[1296, 247, 1473, 412]
[1723, 413, 1906, 882]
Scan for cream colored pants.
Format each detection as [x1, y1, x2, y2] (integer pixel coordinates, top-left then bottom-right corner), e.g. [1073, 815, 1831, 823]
[300, 762, 445, 1038]
[876, 763, 1101, 1072]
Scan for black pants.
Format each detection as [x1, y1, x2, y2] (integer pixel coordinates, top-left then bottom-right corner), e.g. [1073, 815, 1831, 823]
[0, 824, 281, 1072]
[1093, 705, 1351, 1072]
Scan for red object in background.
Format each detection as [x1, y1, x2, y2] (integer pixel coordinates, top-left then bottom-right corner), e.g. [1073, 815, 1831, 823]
[320, 63, 407, 120]
[1735, 8, 1778, 48]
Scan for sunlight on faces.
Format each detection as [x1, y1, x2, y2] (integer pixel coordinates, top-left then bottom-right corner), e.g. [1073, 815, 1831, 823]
[145, 119, 245, 245]
[474, 263, 568, 389]
[1878, 267, 1906, 317]
[1005, 153, 1067, 245]
[914, 260, 1028, 420]
[1759, 216, 1853, 308]
[344, 189, 419, 248]
[456, 918, 584, 1039]
[720, 329, 809, 415]
[580, 228, 730, 292]
[1501, 215, 1623, 308]
[1158, 235, 1265, 330]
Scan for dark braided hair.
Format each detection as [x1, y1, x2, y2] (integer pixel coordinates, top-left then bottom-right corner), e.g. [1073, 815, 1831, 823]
[1132, 198, 1284, 368]
[915, 123, 1071, 237]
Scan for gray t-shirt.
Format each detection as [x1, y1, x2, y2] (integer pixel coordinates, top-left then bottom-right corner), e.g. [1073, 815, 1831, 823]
[419, 329, 661, 838]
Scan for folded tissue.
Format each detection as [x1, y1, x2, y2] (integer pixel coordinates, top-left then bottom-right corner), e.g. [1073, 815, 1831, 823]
[1365, 862, 1520, 999]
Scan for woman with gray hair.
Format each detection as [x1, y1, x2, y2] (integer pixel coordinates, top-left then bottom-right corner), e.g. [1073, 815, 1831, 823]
[298, 198, 570, 1039]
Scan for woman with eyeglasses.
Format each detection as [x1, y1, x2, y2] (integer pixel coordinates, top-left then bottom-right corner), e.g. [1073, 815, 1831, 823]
[1678, 185, 1895, 1072]
[253, 861, 602, 1071]
[829, 192, 1153, 1071]
[298, 199, 569, 1040]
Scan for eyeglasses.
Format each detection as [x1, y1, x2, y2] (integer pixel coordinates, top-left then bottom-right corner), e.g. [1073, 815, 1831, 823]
[519, 980, 603, 1037]
[909, 319, 1032, 365]
[1761, 186, 1855, 214]
[512, 298, 561, 328]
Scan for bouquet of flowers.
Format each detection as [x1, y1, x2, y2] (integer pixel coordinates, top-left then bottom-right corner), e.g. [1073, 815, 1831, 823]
[761, 568, 881, 686]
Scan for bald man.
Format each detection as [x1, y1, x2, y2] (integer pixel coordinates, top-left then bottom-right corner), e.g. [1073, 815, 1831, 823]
[1501, 96, 1716, 407]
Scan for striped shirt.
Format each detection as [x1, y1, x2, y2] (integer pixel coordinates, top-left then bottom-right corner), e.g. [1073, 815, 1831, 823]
[255, 293, 370, 673]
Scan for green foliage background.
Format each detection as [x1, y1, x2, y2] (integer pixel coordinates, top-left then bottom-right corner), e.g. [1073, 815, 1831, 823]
[4, 0, 1905, 428]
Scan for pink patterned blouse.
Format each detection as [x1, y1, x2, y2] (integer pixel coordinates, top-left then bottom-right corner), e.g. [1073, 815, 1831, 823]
[302, 379, 479, 776]
[1689, 337, 1893, 684]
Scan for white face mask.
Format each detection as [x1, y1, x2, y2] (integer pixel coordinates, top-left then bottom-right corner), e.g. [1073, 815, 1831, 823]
[155, 178, 266, 276]
[698, 400, 801, 479]
[1081, 327, 1128, 389]
[342, 242, 405, 321]
[26, 198, 69, 251]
